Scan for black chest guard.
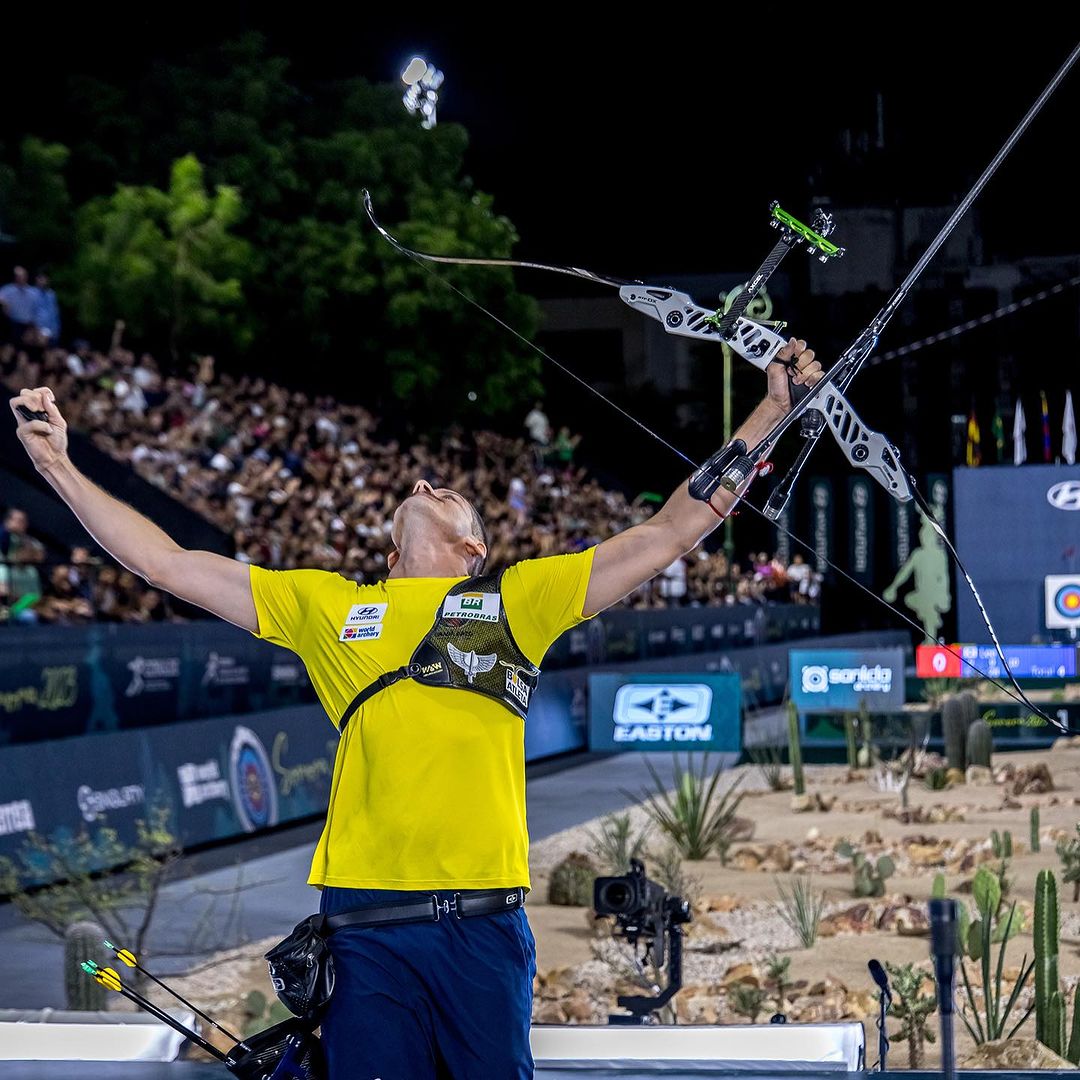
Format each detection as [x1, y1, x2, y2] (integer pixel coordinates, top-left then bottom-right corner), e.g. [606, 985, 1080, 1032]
[338, 571, 539, 732]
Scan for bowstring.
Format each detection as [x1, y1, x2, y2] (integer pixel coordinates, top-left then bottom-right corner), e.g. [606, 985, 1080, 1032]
[371, 229, 1071, 732]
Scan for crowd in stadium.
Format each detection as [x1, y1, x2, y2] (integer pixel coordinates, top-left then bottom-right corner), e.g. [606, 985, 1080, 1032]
[2, 268, 822, 625]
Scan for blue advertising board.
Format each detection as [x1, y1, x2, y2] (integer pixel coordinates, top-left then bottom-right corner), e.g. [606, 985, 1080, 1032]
[588, 673, 742, 752]
[790, 647, 906, 713]
[958, 644, 1077, 680]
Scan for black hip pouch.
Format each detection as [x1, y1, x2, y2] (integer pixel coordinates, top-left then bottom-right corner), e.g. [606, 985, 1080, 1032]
[265, 915, 336, 1020]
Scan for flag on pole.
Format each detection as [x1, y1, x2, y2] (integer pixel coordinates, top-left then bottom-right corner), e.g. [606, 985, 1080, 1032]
[991, 407, 1005, 463]
[1041, 391, 1052, 462]
[1065, 390, 1077, 466]
[1013, 398, 1027, 465]
[966, 405, 981, 466]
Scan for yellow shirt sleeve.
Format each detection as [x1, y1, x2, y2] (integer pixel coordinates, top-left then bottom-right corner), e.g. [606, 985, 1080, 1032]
[248, 565, 331, 651]
[502, 547, 597, 667]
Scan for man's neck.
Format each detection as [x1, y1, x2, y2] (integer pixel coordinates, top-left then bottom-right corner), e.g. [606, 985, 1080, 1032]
[387, 524, 470, 579]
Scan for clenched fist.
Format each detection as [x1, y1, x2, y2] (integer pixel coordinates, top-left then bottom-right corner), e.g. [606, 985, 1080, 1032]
[766, 338, 824, 414]
[9, 386, 69, 474]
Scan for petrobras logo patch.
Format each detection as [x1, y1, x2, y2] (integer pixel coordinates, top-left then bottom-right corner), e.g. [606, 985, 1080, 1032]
[442, 591, 501, 622]
[339, 602, 387, 642]
[801, 663, 894, 694]
[612, 684, 713, 743]
[229, 726, 279, 833]
[1047, 481, 1080, 511]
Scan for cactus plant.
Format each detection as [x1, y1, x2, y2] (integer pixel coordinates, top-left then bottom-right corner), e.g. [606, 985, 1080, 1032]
[991, 830, 1013, 860]
[1035, 868, 1061, 1048]
[837, 841, 895, 897]
[787, 701, 805, 796]
[548, 851, 598, 907]
[65, 922, 107, 1011]
[1031, 807, 1041, 853]
[844, 713, 859, 770]
[1058, 826, 1080, 901]
[967, 719, 994, 769]
[959, 689, 979, 724]
[942, 694, 968, 773]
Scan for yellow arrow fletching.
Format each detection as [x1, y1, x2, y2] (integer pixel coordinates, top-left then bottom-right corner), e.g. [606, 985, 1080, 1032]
[97, 967, 123, 993]
[117, 949, 137, 968]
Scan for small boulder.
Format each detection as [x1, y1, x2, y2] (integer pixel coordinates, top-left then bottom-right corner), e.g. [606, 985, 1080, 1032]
[965, 765, 994, 786]
[960, 1038, 1077, 1070]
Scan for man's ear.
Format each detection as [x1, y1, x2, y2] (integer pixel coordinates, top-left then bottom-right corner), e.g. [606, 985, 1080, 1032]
[463, 534, 487, 568]
[387, 548, 400, 571]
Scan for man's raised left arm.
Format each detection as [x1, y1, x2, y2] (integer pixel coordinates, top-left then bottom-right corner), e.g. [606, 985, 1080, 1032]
[582, 338, 822, 617]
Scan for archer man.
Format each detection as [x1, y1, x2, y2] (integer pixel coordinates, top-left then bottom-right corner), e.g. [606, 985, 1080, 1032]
[10, 337, 821, 1079]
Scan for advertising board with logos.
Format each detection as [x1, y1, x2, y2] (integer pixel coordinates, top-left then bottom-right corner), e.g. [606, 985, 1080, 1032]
[0, 705, 336, 881]
[789, 648, 906, 714]
[588, 673, 742, 753]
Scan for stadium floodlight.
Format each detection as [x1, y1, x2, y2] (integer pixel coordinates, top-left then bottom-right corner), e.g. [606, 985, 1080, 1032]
[401, 56, 444, 129]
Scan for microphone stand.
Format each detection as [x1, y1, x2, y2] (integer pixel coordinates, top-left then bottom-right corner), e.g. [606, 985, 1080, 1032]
[929, 899, 958, 1080]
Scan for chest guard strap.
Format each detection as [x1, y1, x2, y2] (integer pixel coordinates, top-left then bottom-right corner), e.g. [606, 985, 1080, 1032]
[338, 570, 539, 732]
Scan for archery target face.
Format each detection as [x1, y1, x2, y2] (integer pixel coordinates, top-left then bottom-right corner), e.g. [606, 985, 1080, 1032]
[1046, 575, 1080, 629]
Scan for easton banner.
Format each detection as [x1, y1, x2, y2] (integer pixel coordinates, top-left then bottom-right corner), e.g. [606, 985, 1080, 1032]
[588, 673, 742, 752]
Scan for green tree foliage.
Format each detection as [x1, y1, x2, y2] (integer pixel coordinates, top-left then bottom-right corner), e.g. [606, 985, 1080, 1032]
[31, 32, 542, 423]
[0, 137, 74, 264]
[68, 155, 253, 361]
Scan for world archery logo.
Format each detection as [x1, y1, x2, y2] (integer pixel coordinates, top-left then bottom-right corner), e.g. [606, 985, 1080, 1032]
[228, 726, 279, 833]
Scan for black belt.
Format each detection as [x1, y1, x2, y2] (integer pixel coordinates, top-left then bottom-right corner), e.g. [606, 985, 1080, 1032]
[324, 887, 526, 932]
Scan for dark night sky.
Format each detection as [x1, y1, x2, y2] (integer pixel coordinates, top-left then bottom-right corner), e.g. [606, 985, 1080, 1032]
[4, 13, 1079, 271]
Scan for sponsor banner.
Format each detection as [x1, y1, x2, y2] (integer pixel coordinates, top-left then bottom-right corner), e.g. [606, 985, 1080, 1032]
[0, 705, 336, 878]
[809, 478, 833, 577]
[0, 608, 826, 747]
[848, 478, 875, 585]
[588, 673, 741, 752]
[954, 465, 1080, 642]
[790, 647, 906, 713]
[890, 498, 913, 572]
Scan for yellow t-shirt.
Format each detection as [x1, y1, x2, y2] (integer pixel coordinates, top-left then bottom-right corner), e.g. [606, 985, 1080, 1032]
[248, 547, 596, 891]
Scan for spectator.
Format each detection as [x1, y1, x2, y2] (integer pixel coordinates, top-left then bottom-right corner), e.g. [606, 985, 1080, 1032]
[657, 554, 688, 603]
[2, 334, 820, 619]
[0, 267, 38, 345]
[0, 508, 45, 621]
[524, 400, 551, 463]
[507, 475, 528, 526]
[787, 552, 812, 603]
[33, 272, 61, 344]
[551, 426, 580, 472]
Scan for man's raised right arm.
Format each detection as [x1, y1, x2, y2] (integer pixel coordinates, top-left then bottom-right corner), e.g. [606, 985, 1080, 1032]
[8, 385, 258, 633]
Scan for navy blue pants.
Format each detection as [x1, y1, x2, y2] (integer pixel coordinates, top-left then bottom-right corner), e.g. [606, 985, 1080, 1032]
[319, 887, 537, 1079]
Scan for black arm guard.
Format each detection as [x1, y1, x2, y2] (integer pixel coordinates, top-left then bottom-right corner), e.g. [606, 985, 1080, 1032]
[688, 440, 747, 503]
